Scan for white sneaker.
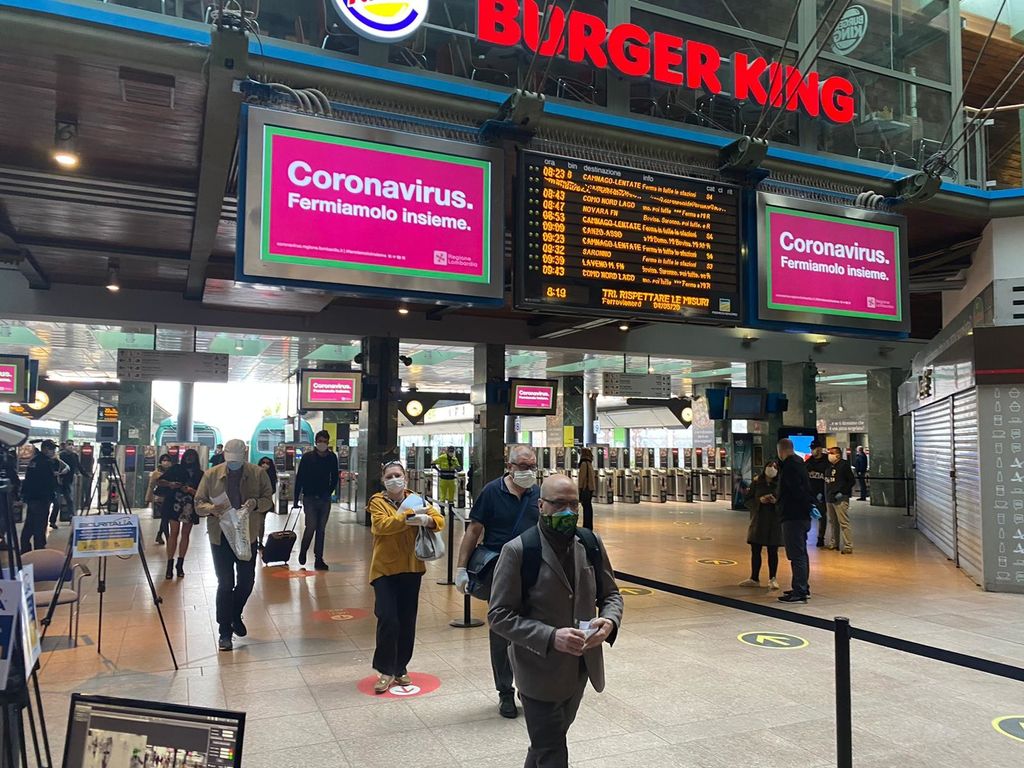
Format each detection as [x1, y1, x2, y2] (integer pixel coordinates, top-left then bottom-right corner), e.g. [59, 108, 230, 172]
[738, 579, 760, 587]
[768, 578, 780, 591]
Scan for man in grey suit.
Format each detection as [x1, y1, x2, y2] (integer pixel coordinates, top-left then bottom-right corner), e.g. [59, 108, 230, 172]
[489, 474, 624, 768]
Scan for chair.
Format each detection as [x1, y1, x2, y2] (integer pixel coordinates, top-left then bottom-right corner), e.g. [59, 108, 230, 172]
[22, 549, 91, 648]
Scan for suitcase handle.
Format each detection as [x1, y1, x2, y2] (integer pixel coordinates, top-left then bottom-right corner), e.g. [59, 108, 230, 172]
[284, 507, 300, 532]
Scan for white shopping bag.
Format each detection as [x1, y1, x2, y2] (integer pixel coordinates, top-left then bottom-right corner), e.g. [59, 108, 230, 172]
[219, 507, 252, 561]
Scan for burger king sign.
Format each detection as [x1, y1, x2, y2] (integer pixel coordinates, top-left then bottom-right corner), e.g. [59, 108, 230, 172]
[334, 0, 428, 42]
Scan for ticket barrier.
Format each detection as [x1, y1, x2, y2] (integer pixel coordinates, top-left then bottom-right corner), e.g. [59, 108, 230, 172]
[614, 470, 640, 503]
[276, 473, 294, 514]
[339, 471, 359, 510]
[695, 470, 718, 502]
[115, 444, 142, 508]
[456, 473, 468, 509]
[640, 469, 666, 503]
[596, 471, 614, 504]
[668, 469, 694, 503]
[406, 469, 426, 496]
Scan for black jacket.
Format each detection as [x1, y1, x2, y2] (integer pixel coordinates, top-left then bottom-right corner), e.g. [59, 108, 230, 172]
[21, 454, 60, 502]
[777, 455, 813, 521]
[853, 452, 868, 474]
[59, 449, 81, 482]
[827, 459, 856, 501]
[293, 449, 339, 499]
[804, 454, 830, 501]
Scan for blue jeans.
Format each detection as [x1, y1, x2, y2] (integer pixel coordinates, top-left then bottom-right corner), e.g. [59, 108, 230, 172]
[782, 518, 812, 596]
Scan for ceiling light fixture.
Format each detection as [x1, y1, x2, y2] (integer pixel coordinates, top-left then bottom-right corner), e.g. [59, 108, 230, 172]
[618, 323, 629, 332]
[398, 307, 409, 315]
[106, 261, 121, 292]
[234, 339, 244, 352]
[53, 118, 80, 169]
[838, 394, 846, 413]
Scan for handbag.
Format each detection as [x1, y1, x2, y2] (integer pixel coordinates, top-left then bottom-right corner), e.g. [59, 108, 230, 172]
[219, 507, 253, 561]
[467, 489, 534, 601]
[414, 525, 446, 561]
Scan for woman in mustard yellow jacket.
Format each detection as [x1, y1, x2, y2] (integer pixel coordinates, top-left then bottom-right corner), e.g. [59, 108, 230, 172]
[368, 461, 445, 693]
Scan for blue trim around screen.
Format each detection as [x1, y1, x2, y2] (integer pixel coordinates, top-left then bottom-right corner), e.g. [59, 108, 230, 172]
[7, 0, 1024, 203]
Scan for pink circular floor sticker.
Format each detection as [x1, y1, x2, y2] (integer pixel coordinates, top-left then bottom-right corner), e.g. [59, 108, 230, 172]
[270, 569, 321, 579]
[311, 608, 369, 623]
[357, 672, 441, 699]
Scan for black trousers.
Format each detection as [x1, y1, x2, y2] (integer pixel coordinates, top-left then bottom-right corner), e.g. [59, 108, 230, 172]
[857, 473, 868, 499]
[211, 539, 258, 638]
[55, 483, 74, 523]
[580, 491, 594, 531]
[21, 499, 49, 552]
[300, 494, 331, 561]
[782, 518, 812, 597]
[372, 572, 423, 676]
[490, 627, 515, 695]
[520, 672, 588, 768]
[750, 544, 780, 581]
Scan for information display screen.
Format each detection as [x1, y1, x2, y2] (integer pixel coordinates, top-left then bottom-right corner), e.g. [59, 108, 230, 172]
[299, 371, 363, 411]
[756, 193, 909, 335]
[239, 107, 503, 305]
[0, 354, 28, 403]
[508, 379, 559, 416]
[515, 152, 741, 323]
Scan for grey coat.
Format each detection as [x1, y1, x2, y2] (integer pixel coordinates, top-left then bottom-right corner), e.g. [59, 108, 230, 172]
[488, 526, 624, 703]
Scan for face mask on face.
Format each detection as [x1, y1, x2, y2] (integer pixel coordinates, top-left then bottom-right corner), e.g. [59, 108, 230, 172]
[542, 510, 579, 535]
[764, 466, 778, 479]
[226, 460, 242, 471]
[316, 442, 329, 453]
[828, 454, 840, 464]
[512, 470, 537, 489]
[384, 476, 406, 493]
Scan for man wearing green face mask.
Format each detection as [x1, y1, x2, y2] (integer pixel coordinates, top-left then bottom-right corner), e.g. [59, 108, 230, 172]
[488, 475, 623, 768]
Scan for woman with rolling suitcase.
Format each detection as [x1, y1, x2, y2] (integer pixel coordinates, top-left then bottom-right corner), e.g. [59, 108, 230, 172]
[367, 461, 444, 694]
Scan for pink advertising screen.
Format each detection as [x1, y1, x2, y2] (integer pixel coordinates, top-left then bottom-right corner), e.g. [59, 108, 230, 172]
[240, 108, 503, 304]
[299, 371, 362, 411]
[0, 355, 28, 403]
[757, 195, 908, 335]
[508, 379, 559, 415]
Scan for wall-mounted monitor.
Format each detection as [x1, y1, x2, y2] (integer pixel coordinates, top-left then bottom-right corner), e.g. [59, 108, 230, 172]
[727, 387, 767, 419]
[756, 193, 909, 335]
[238, 107, 503, 305]
[0, 354, 29, 404]
[508, 379, 559, 416]
[299, 371, 363, 411]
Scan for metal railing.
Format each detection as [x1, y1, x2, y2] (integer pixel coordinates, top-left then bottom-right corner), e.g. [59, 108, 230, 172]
[614, 570, 1024, 768]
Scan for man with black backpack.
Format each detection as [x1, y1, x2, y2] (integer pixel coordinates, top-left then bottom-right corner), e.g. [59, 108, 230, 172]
[455, 445, 541, 718]
[774, 438, 815, 604]
[488, 473, 622, 768]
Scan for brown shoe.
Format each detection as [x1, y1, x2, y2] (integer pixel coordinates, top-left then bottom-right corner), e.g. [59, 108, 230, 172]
[374, 674, 395, 694]
[394, 673, 411, 686]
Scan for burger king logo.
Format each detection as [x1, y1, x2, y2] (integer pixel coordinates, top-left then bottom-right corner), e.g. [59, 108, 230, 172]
[334, 0, 428, 42]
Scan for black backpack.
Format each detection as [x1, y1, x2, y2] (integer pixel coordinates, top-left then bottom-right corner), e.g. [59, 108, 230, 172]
[519, 526, 604, 609]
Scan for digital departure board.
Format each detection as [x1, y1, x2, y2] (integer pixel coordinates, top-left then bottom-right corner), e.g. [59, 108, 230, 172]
[515, 152, 741, 323]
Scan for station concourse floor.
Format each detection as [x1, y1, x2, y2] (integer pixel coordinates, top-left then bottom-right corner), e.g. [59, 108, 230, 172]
[32, 497, 1024, 768]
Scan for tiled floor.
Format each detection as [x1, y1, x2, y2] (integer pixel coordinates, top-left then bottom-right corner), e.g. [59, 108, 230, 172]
[28, 498, 1024, 767]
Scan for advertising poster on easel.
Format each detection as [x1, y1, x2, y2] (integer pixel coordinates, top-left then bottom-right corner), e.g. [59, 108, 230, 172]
[18, 564, 40, 671]
[72, 514, 140, 558]
[0, 578, 21, 688]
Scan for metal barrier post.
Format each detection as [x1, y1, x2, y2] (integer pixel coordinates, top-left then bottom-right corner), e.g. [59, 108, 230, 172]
[450, 512, 484, 629]
[438, 505, 456, 586]
[835, 616, 853, 768]
[904, 476, 912, 517]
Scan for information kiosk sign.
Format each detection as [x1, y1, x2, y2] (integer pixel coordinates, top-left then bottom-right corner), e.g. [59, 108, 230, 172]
[515, 152, 741, 324]
[239, 107, 503, 305]
[756, 193, 909, 335]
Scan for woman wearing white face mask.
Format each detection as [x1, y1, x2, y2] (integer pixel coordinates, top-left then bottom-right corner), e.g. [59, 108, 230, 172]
[740, 460, 784, 591]
[367, 461, 445, 694]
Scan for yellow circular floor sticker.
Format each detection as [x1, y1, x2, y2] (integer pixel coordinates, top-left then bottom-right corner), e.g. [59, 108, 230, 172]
[737, 632, 809, 650]
[993, 716, 1024, 743]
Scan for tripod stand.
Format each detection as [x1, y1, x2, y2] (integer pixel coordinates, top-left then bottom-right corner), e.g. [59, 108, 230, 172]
[39, 444, 178, 670]
[0, 443, 52, 768]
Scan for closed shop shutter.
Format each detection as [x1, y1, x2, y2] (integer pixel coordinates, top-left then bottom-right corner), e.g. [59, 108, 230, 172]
[953, 389, 983, 585]
[913, 399, 955, 559]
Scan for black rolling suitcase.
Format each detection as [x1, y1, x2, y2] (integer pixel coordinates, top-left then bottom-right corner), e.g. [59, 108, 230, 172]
[262, 509, 299, 565]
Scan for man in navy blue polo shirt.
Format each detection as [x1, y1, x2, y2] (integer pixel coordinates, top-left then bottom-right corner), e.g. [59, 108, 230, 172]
[456, 444, 540, 719]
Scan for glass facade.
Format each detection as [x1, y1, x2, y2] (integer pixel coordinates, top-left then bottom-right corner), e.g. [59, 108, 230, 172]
[97, 0, 965, 174]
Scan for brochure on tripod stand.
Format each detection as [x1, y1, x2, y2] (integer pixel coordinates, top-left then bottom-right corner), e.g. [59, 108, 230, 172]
[0, 578, 18, 689]
[18, 564, 40, 672]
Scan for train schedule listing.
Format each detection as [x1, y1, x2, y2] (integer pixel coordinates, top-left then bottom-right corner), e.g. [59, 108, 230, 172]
[516, 152, 741, 323]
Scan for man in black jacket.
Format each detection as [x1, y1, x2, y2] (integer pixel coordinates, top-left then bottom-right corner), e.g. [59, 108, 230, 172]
[21, 440, 63, 552]
[853, 446, 869, 500]
[804, 440, 831, 548]
[826, 447, 856, 554]
[53, 440, 82, 528]
[774, 439, 813, 603]
[292, 430, 338, 570]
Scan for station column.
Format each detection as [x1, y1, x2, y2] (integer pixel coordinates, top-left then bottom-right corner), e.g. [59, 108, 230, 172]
[357, 337, 399, 524]
[583, 391, 599, 445]
[866, 368, 907, 507]
[783, 362, 818, 429]
[178, 382, 195, 442]
[473, 344, 506, 486]
[561, 376, 584, 449]
[747, 360, 784, 440]
[118, 381, 153, 501]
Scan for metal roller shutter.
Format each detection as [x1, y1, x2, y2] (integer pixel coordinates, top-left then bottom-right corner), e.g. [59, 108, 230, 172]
[953, 390, 983, 584]
[913, 399, 955, 559]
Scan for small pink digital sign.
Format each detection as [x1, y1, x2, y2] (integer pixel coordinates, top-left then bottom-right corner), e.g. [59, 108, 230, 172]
[510, 382, 557, 415]
[300, 372, 362, 410]
[0, 365, 16, 395]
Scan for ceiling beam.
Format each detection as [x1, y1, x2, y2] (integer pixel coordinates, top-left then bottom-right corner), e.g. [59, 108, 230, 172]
[184, 25, 247, 301]
[0, 232, 49, 290]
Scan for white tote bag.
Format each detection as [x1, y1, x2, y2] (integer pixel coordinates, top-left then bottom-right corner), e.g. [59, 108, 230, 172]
[219, 507, 252, 561]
